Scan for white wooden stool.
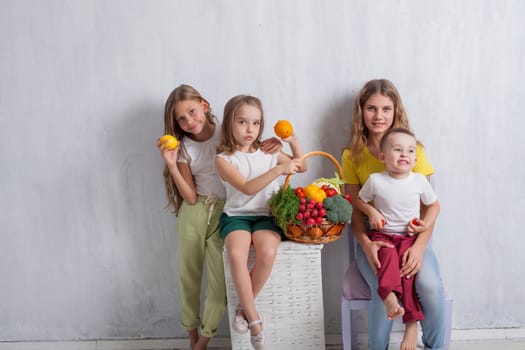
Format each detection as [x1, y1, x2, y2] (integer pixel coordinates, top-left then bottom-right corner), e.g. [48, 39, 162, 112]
[223, 241, 325, 350]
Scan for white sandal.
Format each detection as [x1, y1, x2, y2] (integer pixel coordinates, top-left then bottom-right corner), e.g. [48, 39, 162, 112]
[231, 306, 249, 334]
[249, 313, 265, 349]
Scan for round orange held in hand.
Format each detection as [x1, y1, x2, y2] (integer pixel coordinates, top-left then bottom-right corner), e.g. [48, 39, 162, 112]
[274, 120, 293, 138]
[160, 134, 178, 150]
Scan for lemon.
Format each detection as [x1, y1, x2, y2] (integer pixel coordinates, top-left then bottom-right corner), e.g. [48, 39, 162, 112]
[160, 134, 178, 150]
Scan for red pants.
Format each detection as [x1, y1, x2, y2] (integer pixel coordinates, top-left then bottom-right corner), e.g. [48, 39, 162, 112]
[370, 232, 424, 323]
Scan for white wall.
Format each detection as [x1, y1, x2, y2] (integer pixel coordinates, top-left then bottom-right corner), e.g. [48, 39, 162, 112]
[1, 0, 524, 341]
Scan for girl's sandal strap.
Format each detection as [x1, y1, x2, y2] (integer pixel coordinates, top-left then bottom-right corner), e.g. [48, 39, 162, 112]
[248, 319, 262, 328]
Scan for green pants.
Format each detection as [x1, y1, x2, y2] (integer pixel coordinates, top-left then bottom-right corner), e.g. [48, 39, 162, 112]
[176, 196, 226, 338]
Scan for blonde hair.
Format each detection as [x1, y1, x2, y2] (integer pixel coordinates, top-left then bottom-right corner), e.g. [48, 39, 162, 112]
[162, 84, 216, 213]
[346, 79, 412, 165]
[217, 95, 264, 155]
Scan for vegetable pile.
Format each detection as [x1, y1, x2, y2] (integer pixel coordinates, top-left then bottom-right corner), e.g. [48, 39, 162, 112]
[270, 173, 353, 234]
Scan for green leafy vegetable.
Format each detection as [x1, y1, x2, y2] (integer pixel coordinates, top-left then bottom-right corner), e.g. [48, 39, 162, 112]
[269, 186, 300, 233]
[323, 195, 353, 223]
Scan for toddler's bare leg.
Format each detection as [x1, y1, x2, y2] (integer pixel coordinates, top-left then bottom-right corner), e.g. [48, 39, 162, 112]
[384, 292, 405, 320]
[400, 321, 418, 350]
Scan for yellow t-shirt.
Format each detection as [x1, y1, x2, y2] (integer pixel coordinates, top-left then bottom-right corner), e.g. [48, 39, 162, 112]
[342, 145, 435, 186]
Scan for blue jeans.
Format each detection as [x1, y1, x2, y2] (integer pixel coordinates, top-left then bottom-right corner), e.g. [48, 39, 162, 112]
[355, 242, 445, 350]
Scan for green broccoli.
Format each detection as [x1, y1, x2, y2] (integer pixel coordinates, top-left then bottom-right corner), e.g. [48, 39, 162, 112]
[323, 195, 353, 223]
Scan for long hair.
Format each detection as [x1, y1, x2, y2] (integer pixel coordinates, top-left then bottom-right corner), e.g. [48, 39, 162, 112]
[346, 79, 411, 165]
[162, 84, 216, 213]
[217, 95, 264, 155]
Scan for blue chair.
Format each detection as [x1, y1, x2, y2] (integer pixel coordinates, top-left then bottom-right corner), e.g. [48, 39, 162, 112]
[340, 227, 453, 350]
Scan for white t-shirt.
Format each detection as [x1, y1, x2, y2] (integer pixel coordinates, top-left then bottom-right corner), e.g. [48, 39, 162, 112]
[178, 124, 226, 199]
[217, 149, 280, 216]
[359, 171, 437, 235]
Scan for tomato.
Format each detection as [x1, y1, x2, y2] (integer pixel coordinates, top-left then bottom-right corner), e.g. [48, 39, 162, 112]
[412, 219, 419, 226]
[326, 189, 337, 197]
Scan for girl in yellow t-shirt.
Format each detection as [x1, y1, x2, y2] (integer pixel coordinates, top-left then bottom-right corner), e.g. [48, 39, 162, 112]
[341, 79, 445, 350]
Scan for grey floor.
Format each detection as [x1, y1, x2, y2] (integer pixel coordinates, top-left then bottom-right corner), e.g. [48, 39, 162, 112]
[208, 339, 525, 350]
[1, 339, 524, 350]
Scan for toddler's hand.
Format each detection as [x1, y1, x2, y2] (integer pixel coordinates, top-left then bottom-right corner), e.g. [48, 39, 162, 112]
[407, 218, 426, 236]
[369, 213, 386, 231]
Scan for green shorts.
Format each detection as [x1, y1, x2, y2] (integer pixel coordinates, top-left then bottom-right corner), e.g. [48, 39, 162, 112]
[219, 213, 284, 239]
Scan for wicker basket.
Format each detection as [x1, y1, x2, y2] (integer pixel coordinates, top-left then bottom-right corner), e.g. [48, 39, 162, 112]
[279, 151, 348, 244]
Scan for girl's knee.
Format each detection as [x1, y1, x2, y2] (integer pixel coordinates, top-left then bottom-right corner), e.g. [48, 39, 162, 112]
[255, 246, 278, 267]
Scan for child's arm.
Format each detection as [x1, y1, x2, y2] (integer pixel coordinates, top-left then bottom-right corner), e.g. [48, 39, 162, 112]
[157, 138, 198, 204]
[215, 156, 301, 196]
[277, 133, 307, 171]
[356, 198, 385, 231]
[356, 177, 384, 230]
[408, 200, 440, 235]
[347, 183, 393, 273]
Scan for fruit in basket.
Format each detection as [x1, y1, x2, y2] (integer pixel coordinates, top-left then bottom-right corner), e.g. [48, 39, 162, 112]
[295, 187, 305, 198]
[159, 134, 179, 149]
[273, 120, 294, 138]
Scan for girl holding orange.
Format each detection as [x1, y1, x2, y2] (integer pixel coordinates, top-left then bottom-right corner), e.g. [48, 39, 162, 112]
[215, 95, 305, 349]
[158, 85, 280, 350]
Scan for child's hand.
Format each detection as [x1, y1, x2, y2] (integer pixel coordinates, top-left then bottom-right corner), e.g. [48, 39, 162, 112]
[157, 136, 179, 166]
[407, 218, 426, 236]
[369, 212, 386, 231]
[280, 133, 298, 144]
[260, 137, 282, 154]
[280, 158, 302, 175]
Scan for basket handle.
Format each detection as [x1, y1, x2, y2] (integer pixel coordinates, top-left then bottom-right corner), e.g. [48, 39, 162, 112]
[283, 150, 345, 193]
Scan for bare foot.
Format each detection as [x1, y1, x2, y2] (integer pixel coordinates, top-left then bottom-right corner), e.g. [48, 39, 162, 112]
[188, 329, 199, 349]
[384, 292, 405, 320]
[400, 321, 418, 350]
[193, 335, 210, 350]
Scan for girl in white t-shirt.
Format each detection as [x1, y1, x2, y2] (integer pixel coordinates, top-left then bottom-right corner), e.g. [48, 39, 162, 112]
[215, 95, 306, 349]
[157, 85, 281, 350]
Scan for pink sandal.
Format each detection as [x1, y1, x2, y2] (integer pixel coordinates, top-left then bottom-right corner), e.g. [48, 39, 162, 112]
[231, 306, 248, 334]
[249, 313, 265, 349]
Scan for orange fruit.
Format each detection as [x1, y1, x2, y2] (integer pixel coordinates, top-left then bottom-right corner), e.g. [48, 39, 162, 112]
[160, 134, 178, 150]
[273, 120, 293, 138]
